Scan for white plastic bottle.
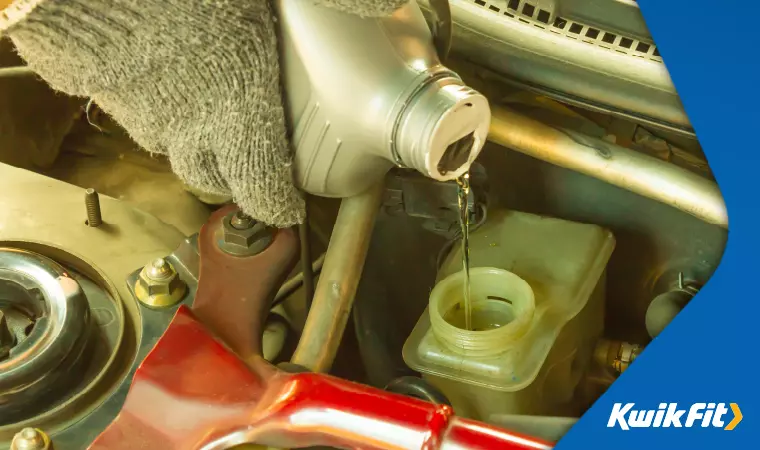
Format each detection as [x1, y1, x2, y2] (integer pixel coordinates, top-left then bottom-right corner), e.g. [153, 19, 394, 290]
[276, 0, 491, 197]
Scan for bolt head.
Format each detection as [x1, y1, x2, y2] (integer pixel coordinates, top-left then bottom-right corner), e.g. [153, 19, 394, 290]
[146, 258, 172, 280]
[230, 211, 255, 230]
[11, 428, 48, 450]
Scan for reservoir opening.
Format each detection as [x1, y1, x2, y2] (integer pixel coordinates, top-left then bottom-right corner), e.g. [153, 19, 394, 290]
[444, 297, 517, 332]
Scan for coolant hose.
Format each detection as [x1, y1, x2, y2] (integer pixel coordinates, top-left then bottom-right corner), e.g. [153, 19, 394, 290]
[386, 376, 453, 406]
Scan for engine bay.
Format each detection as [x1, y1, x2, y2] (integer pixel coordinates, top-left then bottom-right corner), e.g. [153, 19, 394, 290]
[0, 0, 727, 447]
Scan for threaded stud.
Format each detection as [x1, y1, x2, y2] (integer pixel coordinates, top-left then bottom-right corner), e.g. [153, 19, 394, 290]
[84, 188, 102, 227]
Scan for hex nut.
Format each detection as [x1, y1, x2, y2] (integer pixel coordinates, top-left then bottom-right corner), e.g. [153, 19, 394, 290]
[220, 212, 273, 256]
[134, 259, 187, 308]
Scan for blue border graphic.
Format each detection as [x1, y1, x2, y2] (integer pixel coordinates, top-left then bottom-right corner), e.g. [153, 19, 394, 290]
[557, 1, 758, 448]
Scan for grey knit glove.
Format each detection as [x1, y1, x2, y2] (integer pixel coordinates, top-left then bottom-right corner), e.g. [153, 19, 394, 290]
[0, 0, 407, 227]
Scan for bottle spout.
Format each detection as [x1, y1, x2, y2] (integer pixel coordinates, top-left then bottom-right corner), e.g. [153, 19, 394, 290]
[438, 131, 476, 176]
[394, 76, 491, 181]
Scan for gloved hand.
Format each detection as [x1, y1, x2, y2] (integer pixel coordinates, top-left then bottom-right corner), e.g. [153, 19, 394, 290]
[0, 0, 407, 227]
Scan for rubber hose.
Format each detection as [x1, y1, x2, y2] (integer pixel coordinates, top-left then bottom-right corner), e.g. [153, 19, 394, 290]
[385, 376, 452, 406]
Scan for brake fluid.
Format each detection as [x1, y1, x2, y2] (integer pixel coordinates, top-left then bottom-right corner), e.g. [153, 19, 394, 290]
[276, 0, 491, 197]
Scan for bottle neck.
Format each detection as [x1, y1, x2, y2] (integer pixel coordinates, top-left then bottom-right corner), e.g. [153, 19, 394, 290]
[393, 76, 491, 181]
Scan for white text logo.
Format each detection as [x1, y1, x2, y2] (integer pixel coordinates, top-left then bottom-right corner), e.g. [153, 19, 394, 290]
[607, 403, 742, 430]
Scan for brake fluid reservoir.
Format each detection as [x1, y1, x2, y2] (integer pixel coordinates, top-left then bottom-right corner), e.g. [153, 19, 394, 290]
[276, 0, 490, 197]
[403, 209, 615, 421]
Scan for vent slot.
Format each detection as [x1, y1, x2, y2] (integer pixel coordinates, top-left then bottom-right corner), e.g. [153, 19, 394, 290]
[537, 9, 551, 24]
[465, 0, 662, 63]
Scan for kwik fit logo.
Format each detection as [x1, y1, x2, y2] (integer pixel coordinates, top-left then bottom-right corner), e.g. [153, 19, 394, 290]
[608, 403, 743, 430]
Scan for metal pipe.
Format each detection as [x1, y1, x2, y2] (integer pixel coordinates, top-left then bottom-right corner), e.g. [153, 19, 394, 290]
[298, 207, 315, 310]
[0, 66, 36, 78]
[291, 181, 385, 372]
[489, 107, 728, 229]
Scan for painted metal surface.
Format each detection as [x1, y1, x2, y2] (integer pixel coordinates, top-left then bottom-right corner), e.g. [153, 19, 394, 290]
[192, 205, 299, 366]
[89, 306, 553, 450]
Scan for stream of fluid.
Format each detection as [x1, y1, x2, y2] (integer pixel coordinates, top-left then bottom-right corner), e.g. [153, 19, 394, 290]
[456, 173, 472, 331]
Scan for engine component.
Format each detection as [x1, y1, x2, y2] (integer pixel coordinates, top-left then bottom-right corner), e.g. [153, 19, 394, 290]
[0, 249, 91, 421]
[297, 212, 315, 309]
[489, 106, 727, 229]
[646, 272, 699, 339]
[83, 188, 102, 228]
[0, 162, 184, 449]
[418, 0, 691, 134]
[273, 252, 326, 305]
[278, 0, 490, 197]
[646, 291, 692, 339]
[594, 339, 642, 374]
[261, 307, 291, 363]
[134, 258, 187, 309]
[0, 243, 134, 446]
[124, 229, 297, 366]
[291, 182, 385, 372]
[0, 66, 35, 78]
[88, 305, 553, 450]
[404, 208, 615, 420]
[352, 232, 416, 389]
[216, 210, 275, 257]
[98, 197, 551, 449]
[0, 158, 552, 448]
[10, 427, 50, 450]
[385, 376, 453, 406]
[384, 163, 489, 240]
[190, 205, 299, 366]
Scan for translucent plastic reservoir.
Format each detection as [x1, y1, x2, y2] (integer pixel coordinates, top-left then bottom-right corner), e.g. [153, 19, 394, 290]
[403, 209, 615, 420]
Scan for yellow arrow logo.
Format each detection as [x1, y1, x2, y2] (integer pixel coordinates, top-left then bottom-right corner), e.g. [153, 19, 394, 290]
[724, 403, 742, 430]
